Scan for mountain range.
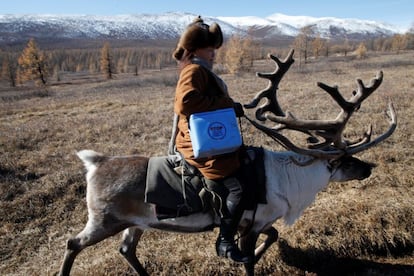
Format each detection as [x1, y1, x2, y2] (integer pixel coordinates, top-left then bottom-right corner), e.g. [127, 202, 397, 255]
[0, 12, 404, 46]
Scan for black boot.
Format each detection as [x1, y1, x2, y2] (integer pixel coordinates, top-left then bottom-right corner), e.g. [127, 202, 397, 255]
[207, 176, 251, 264]
[216, 217, 251, 263]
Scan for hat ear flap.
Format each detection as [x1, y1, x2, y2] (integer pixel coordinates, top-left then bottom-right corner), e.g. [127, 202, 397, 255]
[209, 23, 223, 48]
[172, 46, 185, 61]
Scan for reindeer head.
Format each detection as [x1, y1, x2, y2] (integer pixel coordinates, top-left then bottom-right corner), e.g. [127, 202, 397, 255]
[328, 156, 376, 182]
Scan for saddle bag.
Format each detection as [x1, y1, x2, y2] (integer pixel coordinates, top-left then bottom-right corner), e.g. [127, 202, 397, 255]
[189, 108, 242, 158]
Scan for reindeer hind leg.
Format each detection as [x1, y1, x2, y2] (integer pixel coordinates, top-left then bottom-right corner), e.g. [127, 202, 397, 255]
[59, 216, 130, 276]
[119, 227, 149, 276]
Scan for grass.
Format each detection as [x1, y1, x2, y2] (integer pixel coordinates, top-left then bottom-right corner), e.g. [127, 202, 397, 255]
[0, 51, 413, 275]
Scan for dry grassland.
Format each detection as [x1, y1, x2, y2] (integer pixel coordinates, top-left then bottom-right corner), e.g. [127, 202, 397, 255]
[1, 51, 414, 275]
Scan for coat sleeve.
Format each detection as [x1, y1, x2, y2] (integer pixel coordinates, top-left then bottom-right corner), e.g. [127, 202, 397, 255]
[174, 64, 234, 117]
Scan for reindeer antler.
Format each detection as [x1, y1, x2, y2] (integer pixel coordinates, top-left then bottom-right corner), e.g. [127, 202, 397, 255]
[245, 50, 397, 159]
[244, 49, 295, 120]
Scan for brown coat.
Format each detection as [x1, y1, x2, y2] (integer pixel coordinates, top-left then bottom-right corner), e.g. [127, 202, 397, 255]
[174, 63, 240, 180]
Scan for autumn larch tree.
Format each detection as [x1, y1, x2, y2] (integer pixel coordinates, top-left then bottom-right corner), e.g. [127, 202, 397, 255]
[292, 26, 313, 67]
[222, 35, 257, 74]
[100, 42, 114, 79]
[18, 38, 48, 86]
[311, 35, 326, 59]
[356, 42, 367, 59]
[391, 34, 408, 54]
[1, 55, 17, 87]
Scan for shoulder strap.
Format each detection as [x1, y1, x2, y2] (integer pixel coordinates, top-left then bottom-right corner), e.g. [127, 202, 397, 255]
[168, 113, 181, 158]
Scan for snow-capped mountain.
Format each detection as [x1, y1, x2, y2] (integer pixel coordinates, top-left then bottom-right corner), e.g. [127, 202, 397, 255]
[218, 13, 401, 39]
[0, 12, 402, 44]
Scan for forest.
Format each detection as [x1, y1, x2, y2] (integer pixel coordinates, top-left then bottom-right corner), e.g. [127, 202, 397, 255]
[1, 31, 414, 88]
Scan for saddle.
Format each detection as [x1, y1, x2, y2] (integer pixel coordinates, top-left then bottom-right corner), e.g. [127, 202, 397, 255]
[144, 146, 267, 220]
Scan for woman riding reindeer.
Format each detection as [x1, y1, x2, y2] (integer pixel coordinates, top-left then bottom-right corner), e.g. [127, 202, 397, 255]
[170, 16, 249, 264]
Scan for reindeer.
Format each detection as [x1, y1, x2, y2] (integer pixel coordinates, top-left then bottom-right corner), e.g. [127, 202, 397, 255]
[58, 49, 396, 276]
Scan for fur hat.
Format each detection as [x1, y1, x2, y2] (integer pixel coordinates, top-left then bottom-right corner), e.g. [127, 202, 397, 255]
[173, 16, 223, 61]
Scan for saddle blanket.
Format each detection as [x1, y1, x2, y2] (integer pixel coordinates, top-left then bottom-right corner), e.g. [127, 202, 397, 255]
[145, 146, 267, 219]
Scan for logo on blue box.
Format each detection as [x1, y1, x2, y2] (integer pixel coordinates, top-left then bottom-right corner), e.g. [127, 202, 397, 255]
[208, 122, 226, 140]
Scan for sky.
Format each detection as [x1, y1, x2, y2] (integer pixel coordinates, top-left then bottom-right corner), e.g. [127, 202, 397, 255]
[2, 0, 413, 31]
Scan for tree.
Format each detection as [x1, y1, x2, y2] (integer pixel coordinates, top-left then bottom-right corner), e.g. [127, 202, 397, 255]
[406, 33, 414, 50]
[18, 38, 48, 86]
[292, 26, 313, 67]
[100, 42, 114, 79]
[391, 34, 408, 53]
[342, 39, 352, 56]
[311, 35, 326, 59]
[223, 35, 257, 74]
[355, 43, 367, 59]
[1, 55, 17, 87]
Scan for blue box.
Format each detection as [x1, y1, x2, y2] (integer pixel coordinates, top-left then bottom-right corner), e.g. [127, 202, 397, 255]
[189, 108, 242, 158]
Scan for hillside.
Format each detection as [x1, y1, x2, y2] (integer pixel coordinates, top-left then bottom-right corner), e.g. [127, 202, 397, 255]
[0, 50, 413, 275]
[0, 12, 402, 47]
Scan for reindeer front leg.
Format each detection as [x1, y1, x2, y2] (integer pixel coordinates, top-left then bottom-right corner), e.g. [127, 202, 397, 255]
[254, 226, 278, 263]
[239, 226, 279, 276]
[239, 231, 258, 276]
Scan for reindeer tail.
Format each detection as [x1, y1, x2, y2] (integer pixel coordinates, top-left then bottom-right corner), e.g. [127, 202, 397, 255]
[76, 150, 106, 171]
